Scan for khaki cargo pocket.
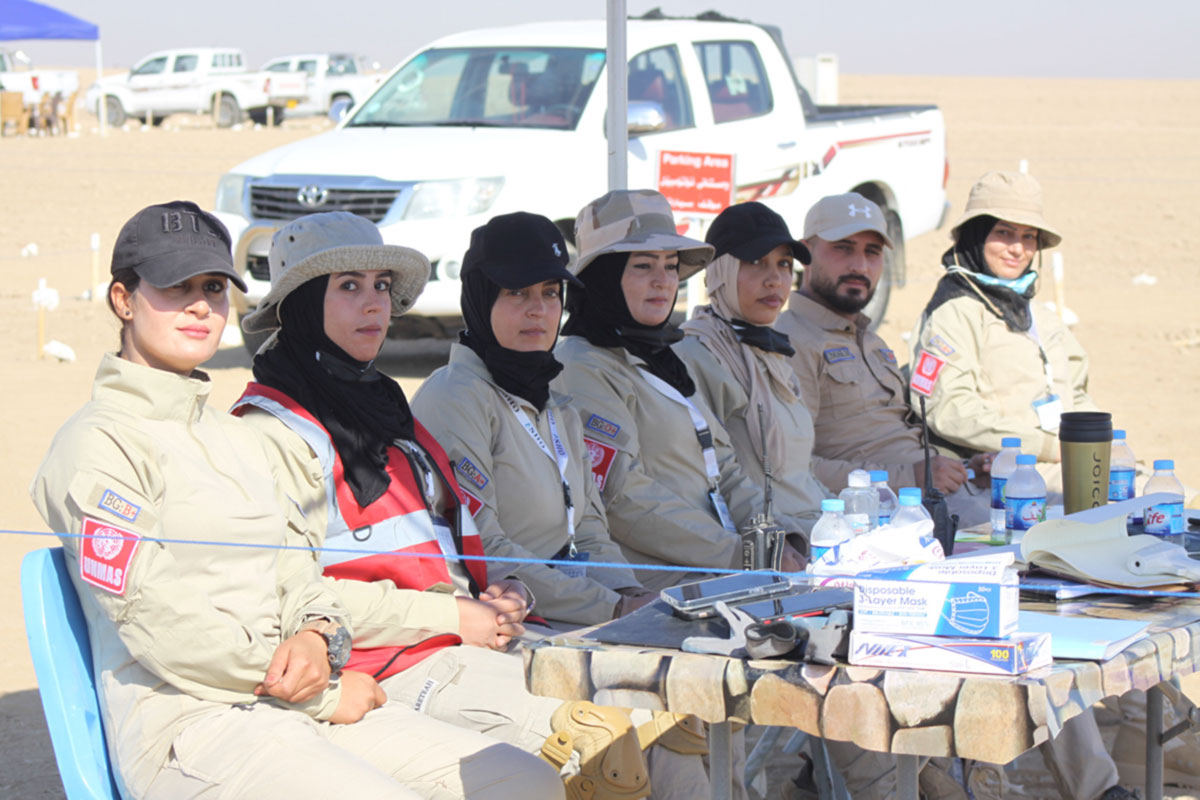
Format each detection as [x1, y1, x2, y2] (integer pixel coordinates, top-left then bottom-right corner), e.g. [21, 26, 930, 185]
[819, 363, 866, 421]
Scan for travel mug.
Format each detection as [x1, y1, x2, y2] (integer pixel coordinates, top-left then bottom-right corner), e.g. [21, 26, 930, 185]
[1058, 412, 1113, 515]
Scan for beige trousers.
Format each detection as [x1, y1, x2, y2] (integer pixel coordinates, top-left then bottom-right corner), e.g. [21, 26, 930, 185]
[142, 698, 562, 800]
[381, 644, 711, 800]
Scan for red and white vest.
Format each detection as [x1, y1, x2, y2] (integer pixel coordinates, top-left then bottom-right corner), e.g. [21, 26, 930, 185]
[232, 383, 489, 678]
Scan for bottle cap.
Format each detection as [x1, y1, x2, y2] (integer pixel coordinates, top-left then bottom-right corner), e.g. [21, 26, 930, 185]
[868, 470, 888, 483]
[1016, 454, 1037, 466]
[847, 469, 870, 487]
[821, 499, 845, 512]
[1113, 429, 1125, 439]
[898, 487, 922, 501]
[899, 493, 921, 506]
[1154, 459, 1174, 471]
[1001, 437, 1021, 448]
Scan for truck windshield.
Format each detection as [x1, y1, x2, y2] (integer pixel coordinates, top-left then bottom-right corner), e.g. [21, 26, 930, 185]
[350, 47, 605, 131]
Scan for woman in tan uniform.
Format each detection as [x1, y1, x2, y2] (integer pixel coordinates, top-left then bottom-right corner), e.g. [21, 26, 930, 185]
[913, 171, 1097, 493]
[411, 212, 654, 627]
[30, 201, 558, 800]
[555, 190, 806, 589]
[677, 202, 830, 536]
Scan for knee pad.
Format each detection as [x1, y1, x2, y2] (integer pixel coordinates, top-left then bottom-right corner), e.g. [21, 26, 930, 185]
[541, 701, 650, 800]
[635, 711, 709, 756]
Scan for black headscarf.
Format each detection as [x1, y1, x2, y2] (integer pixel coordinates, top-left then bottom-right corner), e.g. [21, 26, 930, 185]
[252, 275, 415, 508]
[728, 318, 795, 357]
[562, 251, 696, 397]
[458, 270, 563, 411]
[923, 215, 1039, 333]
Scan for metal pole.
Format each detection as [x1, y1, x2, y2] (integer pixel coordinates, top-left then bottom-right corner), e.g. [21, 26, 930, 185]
[95, 39, 106, 136]
[1147, 684, 1164, 800]
[709, 721, 732, 800]
[605, 0, 628, 191]
[896, 755, 920, 800]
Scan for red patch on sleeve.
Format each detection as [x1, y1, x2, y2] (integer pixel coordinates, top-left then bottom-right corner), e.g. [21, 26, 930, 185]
[78, 517, 141, 595]
[583, 437, 618, 492]
[460, 488, 483, 517]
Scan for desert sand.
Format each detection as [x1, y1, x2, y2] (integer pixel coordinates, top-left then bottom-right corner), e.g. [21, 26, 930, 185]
[1, 74, 1198, 796]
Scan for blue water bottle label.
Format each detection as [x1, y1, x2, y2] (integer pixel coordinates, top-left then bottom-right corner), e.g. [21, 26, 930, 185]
[1108, 468, 1135, 502]
[1007, 496, 1046, 532]
[811, 545, 831, 563]
[991, 477, 1007, 510]
[1145, 502, 1184, 535]
[877, 513, 891, 527]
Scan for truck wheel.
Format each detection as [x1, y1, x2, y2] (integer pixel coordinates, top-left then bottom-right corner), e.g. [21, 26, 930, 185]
[104, 96, 126, 127]
[214, 93, 241, 128]
[248, 106, 285, 126]
[862, 209, 904, 329]
[331, 93, 353, 112]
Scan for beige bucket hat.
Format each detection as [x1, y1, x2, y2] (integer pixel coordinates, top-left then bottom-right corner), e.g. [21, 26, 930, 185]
[950, 171, 1062, 248]
[242, 212, 430, 334]
[803, 192, 894, 248]
[572, 189, 714, 281]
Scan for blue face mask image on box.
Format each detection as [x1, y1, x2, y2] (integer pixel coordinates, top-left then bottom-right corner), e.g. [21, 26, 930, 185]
[944, 592, 991, 635]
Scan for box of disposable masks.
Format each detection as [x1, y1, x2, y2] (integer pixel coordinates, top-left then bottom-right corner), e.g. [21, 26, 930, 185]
[848, 630, 1050, 675]
[852, 553, 1019, 638]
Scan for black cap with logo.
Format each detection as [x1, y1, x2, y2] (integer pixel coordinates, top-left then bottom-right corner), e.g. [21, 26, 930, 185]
[461, 212, 581, 289]
[705, 201, 811, 265]
[111, 200, 247, 292]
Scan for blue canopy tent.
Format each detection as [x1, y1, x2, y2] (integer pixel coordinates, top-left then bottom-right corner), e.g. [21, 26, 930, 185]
[0, 0, 103, 130]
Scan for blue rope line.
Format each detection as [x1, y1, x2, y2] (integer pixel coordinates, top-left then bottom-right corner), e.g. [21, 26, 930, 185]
[6, 526, 1200, 600]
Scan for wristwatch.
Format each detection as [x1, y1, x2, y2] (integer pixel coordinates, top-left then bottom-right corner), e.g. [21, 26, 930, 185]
[301, 618, 352, 672]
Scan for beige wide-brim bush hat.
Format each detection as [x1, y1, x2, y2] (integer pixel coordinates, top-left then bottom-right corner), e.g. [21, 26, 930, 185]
[242, 212, 431, 334]
[572, 189, 714, 281]
[950, 170, 1063, 249]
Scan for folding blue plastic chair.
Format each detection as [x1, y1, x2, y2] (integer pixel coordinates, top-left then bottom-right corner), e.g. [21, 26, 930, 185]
[21, 547, 127, 800]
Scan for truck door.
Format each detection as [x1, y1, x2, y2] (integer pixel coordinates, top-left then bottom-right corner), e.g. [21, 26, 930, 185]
[623, 45, 715, 194]
[168, 53, 202, 112]
[690, 40, 805, 206]
[127, 55, 170, 113]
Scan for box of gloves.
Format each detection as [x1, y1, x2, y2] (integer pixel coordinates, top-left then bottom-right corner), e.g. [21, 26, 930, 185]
[848, 630, 1050, 675]
[852, 553, 1019, 639]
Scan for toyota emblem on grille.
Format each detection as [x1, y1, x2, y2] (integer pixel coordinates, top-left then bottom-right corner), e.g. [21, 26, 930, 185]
[297, 185, 329, 208]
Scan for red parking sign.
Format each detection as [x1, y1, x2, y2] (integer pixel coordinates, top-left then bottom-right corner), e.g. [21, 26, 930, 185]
[657, 150, 735, 216]
[909, 350, 946, 397]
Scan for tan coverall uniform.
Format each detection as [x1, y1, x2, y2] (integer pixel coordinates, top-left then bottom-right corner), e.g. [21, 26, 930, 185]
[773, 291, 990, 526]
[676, 335, 829, 535]
[554, 335, 784, 590]
[914, 295, 1097, 494]
[30, 354, 558, 800]
[411, 344, 639, 625]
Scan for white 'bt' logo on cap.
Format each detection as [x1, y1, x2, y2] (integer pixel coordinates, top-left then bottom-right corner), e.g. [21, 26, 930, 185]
[848, 203, 871, 218]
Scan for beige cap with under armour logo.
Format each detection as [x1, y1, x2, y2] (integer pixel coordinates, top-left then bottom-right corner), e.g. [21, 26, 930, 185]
[802, 192, 894, 248]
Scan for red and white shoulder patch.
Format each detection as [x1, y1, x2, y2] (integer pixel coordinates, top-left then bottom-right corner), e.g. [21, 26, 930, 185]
[460, 488, 483, 517]
[583, 437, 618, 492]
[78, 517, 141, 595]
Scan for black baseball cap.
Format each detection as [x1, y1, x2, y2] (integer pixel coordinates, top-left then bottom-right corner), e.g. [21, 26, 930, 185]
[461, 212, 581, 289]
[111, 200, 246, 292]
[705, 202, 811, 265]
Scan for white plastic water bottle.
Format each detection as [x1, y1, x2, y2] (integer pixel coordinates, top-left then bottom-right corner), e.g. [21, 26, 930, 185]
[990, 437, 1022, 537]
[839, 469, 879, 536]
[1143, 459, 1184, 536]
[810, 499, 854, 562]
[891, 489, 930, 527]
[1005, 454, 1046, 537]
[870, 470, 898, 527]
[1108, 429, 1137, 503]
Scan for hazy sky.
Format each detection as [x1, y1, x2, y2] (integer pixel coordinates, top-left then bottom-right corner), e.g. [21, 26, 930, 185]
[6, 0, 1198, 79]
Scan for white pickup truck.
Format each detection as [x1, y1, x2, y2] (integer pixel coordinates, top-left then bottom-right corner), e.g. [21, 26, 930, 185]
[261, 53, 382, 117]
[214, 15, 949, 349]
[86, 47, 307, 127]
[0, 49, 78, 104]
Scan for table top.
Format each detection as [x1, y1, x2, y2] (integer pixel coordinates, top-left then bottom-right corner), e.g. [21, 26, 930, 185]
[524, 592, 1200, 765]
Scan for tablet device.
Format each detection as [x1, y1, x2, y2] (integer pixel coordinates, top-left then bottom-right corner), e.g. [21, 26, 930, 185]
[659, 572, 792, 619]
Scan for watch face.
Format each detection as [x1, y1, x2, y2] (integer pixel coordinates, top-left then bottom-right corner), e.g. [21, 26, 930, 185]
[326, 627, 352, 671]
